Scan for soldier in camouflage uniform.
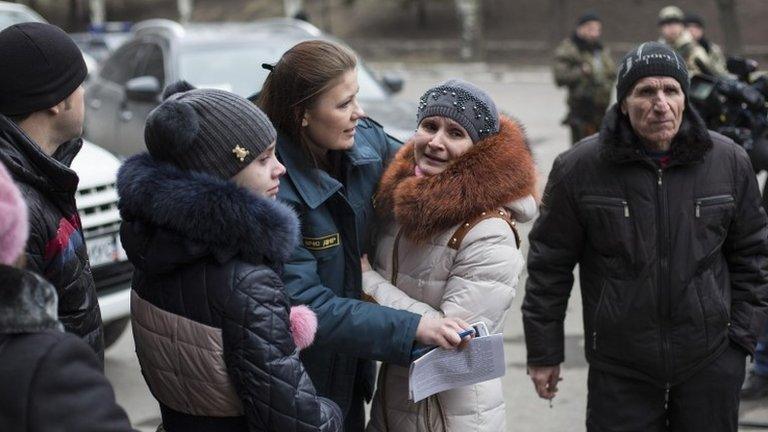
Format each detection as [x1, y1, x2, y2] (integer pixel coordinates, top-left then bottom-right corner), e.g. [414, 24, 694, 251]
[685, 13, 728, 75]
[658, 6, 728, 77]
[553, 12, 616, 145]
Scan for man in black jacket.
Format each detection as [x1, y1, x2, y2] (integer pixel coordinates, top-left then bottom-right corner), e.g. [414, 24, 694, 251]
[0, 161, 134, 432]
[0, 23, 103, 359]
[523, 41, 768, 431]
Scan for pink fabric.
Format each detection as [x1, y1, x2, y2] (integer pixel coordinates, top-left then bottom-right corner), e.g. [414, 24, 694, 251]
[289, 305, 317, 350]
[0, 162, 28, 266]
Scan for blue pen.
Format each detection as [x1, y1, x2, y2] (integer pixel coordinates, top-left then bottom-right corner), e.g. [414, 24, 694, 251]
[411, 328, 476, 360]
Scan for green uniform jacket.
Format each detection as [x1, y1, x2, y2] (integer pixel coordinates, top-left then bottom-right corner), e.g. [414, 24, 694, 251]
[553, 34, 617, 125]
[276, 118, 421, 417]
[663, 30, 728, 77]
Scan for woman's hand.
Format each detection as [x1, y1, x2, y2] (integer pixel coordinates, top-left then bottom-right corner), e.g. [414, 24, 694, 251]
[415, 316, 472, 350]
[360, 254, 372, 272]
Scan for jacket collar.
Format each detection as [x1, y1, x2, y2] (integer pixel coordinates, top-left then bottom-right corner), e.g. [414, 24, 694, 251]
[571, 33, 603, 52]
[116, 153, 300, 268]
[0, 113, 81, 194]
[277, 124, 382, 210]
[0, 266, 62, 334]
[598, 103, 713, 166]
[375, 116, 537, 243]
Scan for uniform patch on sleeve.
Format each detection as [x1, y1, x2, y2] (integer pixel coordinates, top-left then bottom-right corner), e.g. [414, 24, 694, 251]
[303, 233, 341, 251]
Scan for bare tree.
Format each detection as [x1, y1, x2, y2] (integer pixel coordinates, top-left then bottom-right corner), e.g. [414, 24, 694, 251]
[548, 0, 568, 50]
[455, 0, 483, 60]
[414, 0, 427, 26]
[284, 0, 304, 18]
[90, 0, 105, 26]
[178, 0, 194, 24]
[714, 0, 743, 55]
[67, 0, 90, 30]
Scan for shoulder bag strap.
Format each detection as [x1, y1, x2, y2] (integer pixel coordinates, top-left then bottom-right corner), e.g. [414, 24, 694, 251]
[448, 209, 521, 251]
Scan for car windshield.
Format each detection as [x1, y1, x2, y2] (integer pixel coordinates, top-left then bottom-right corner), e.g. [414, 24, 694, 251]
[178, 43, 388, 100]
[0, 10, 42, 30]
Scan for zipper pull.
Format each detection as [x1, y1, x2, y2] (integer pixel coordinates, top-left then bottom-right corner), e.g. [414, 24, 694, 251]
[622, 201, 630, 218]
[664, 382, 671, 410]
[657, 169, 663, 187]
[695, 202, 701, 218]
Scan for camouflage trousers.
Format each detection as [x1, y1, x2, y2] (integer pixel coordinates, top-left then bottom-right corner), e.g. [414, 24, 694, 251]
[570, 122, 600, 145]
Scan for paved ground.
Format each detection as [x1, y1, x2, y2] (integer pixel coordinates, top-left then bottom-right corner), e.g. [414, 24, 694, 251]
[105, 63, 768, 431]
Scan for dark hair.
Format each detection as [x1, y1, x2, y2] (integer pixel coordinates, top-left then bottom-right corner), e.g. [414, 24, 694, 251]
[258, 40, 357, 162]
[7, 112, 31, 124]
[684, 13, 705, 28]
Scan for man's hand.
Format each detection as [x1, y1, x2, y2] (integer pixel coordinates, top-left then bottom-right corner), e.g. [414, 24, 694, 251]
[415, 316, 471, 350]
[528, 365, 562, 400]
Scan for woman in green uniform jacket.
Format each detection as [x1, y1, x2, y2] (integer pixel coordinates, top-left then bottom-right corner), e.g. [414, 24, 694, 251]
[258, 40, 471, 431]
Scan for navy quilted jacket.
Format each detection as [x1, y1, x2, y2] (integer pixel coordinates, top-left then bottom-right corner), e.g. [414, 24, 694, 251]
[118, 154, 342, 432]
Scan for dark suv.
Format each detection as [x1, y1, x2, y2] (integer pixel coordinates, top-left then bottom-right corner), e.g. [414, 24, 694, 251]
[85, 18, 415, 157]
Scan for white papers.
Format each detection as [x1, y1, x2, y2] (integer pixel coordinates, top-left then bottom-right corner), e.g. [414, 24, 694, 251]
[408, 333, 505, 402]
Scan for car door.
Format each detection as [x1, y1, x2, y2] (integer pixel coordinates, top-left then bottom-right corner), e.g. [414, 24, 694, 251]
[84, 42, 145, 156]
[116, 41, 168, 156]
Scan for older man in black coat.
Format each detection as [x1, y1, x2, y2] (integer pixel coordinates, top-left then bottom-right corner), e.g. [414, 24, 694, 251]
[523, 42, 768, 431]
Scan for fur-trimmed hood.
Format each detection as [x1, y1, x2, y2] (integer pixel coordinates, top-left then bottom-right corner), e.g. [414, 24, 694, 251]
[0, 265, 62, 334]
[117, 153, 299, 271]
[375, 116, 537, 243]
[598, 102, 713, 165]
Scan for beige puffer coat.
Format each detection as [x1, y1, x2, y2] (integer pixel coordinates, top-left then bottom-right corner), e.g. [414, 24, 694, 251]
[363, 117, 538, 432]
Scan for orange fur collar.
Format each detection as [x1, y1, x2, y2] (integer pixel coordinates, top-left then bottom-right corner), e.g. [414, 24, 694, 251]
[375, 116, 536, 243]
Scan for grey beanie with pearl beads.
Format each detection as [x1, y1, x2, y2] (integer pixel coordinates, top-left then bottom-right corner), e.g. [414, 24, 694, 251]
[416, 79, 500, 143]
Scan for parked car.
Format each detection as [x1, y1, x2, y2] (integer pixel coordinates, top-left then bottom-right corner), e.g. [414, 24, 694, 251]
[0, 0, 44, 28]
[0, 0, 132, 348]
[70, 22, 133, 64]
[84, 18, 415, 157]
[71, 143, 133, 348]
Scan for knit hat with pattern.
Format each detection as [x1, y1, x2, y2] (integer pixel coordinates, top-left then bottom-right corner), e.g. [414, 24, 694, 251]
[144, 81, 276, 179]
[616, 41, 689, 103]
[416, 79, 499, 143]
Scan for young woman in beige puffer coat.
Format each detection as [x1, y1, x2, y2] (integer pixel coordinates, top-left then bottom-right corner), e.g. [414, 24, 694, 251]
[362, 79, 538, 432]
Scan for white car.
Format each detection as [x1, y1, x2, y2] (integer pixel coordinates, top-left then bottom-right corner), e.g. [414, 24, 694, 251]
[71, 142, 132, 348]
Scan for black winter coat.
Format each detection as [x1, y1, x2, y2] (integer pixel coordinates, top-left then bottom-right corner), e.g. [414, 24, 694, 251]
[523, 105, 768, 386]
[0, 265, 133, 432]
[0, 115, 103, 360]
[117, 154, 342, 432]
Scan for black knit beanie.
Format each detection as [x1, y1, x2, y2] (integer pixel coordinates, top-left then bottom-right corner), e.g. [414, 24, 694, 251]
[576, 12, 601, 26]
[616, 41, 689, 103]
[144, 81, 277, 180]
[417, 79, 499, 143]
[0, 22, 87, 116]
[684, 13, 705, 28]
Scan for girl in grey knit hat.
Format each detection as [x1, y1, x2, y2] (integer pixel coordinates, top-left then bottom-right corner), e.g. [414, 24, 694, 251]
[117, 81, 343, 432]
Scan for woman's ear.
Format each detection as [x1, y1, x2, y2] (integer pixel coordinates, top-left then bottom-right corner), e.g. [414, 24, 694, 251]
[620, 100, 628, 115]
[294, 107, 309, 128]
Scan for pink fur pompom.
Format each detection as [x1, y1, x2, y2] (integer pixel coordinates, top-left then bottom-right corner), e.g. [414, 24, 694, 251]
[289, 305, 317, 350]
[0, 162, 28, 266]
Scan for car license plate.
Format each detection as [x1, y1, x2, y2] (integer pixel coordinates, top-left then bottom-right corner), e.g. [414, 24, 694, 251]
[87, 234, 126, 267]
